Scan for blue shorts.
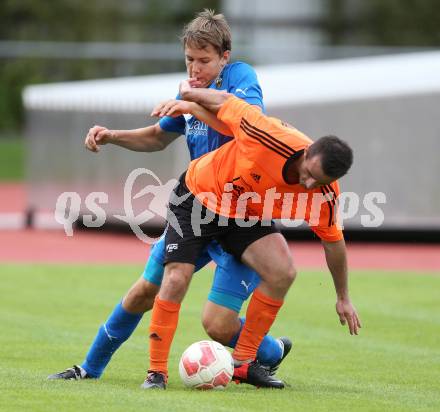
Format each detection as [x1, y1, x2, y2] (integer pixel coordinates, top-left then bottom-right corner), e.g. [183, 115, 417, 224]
[142, 235, 260, 313]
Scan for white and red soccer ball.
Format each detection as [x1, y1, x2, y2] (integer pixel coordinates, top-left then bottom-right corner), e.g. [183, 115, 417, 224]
[179, 340, 234, 389]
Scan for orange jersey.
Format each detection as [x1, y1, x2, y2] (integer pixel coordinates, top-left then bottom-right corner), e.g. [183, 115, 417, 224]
[185, 96, 343, 242]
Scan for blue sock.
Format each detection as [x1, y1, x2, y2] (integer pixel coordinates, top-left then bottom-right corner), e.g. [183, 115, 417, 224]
[81, 302, 143, 378]
[227, 317, 282, 367]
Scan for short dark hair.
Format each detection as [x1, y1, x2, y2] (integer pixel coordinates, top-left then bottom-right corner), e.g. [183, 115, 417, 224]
[307, 135, 353, 179]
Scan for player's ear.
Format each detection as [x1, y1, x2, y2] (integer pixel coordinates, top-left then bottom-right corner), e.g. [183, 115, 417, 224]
[221, 50, 230, 65]
[304, 145, 309, 158]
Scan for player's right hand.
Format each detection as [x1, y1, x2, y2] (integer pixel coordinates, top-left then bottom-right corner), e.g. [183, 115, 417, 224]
[179, 78, 202, 97]
[335, 298, 362, 335]
[85, 125, 114, 153]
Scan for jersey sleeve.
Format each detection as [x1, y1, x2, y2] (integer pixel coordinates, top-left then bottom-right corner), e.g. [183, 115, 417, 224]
[228, 62, 264, 110]
[217, 96, 263, 139]
[306, 182, 344, 242]
[158, 115, 186, 135]
[158, 92, 186, 135]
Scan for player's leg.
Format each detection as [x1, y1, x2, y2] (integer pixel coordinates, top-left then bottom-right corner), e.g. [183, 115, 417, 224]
[142, 174, 212, 389]
[122, 243, 212, 312]
[143, 241, 213, 388]
[202, 302, 288, 365]
[231, 232, 296, 364]
[202, 242, 290, 369]
[211, 225, 295, 388]
[203, 277, 286, 369]
[143, 261, 196, 389]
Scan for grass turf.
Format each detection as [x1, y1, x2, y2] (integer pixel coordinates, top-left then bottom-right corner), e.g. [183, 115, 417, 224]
[0, 136, 24, 180]
[0, 264, 439, 411]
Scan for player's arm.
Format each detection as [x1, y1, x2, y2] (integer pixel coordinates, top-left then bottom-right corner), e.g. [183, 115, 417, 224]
[151, 99, 232, 136]
[321, 239, 362, 335]
[187, 103, 233, 135]
[179, 79, 232, 114]
[152, 79, 261, 137]
[152, 97, 262, 136]
[84, 123, 179, 153]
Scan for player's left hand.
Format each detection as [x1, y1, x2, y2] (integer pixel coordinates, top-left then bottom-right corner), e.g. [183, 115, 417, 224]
[335, 298, 361, 335]
[151, 100, 193, 118]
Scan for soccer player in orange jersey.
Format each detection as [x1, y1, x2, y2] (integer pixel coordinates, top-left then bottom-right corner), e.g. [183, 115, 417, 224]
[145, 80, 362, 389]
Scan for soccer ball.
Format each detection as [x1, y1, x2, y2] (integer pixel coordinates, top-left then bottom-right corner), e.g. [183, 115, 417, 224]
[179, 340, 234, 390]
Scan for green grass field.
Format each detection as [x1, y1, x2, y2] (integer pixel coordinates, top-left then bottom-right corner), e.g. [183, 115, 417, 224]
[0, 136, 24, 180]
[0, 264, 439, 412]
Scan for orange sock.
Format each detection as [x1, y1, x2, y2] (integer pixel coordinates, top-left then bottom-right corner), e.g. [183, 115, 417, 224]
[233, 289, 283, 362]
[148, 296, 181, 375]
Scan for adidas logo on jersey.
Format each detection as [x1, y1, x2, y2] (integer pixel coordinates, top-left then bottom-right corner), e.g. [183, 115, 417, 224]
[250, 172, 261, 183]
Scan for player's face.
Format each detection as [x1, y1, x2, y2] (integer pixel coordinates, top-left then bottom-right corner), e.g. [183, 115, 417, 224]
[184, 44, 229, 88]
[299, 154, 334, 189]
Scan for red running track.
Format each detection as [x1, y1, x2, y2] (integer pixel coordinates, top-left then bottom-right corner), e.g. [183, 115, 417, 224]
[0, 229, 439, 272]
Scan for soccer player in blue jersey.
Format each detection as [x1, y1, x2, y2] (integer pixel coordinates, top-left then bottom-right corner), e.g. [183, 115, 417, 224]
[48, 10, 291, 385]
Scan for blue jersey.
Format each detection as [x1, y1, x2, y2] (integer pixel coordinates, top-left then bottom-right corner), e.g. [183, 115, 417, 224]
[159, 61, 264, 160]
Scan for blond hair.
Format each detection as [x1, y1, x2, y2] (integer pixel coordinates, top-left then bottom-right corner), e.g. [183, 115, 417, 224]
[181, 9, 232, 55]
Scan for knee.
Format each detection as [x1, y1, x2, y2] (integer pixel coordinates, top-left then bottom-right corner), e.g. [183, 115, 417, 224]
[123, 278, 159, 313]
[165, 266, 189, 293]
[137, 279, 160, 297]
[160, 263, 193, 301]
[272, 261, 297, 290]
[285, 263, 297, 284]
[202, 316, 236, 345]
